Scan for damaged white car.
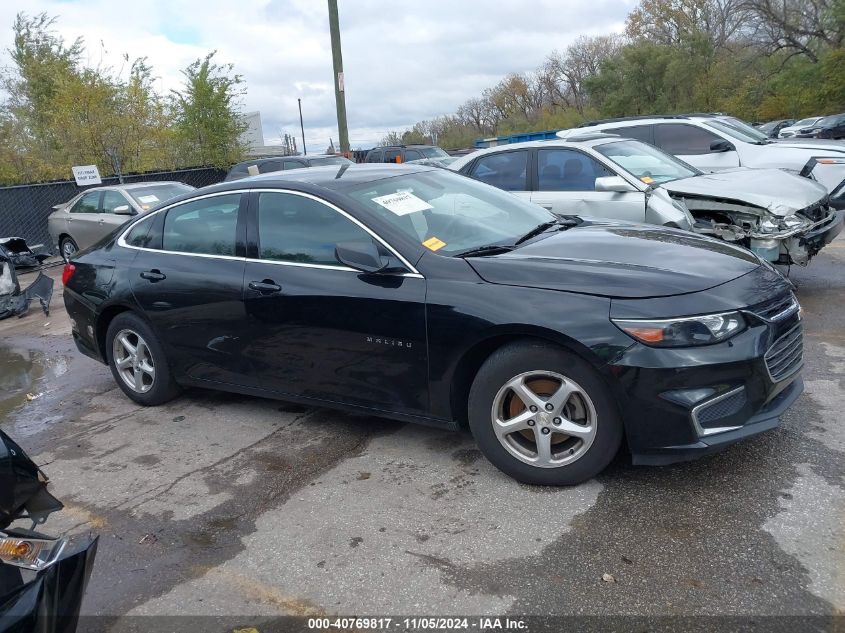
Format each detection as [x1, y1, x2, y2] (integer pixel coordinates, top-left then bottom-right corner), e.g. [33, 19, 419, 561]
[450, 135, 843, 265]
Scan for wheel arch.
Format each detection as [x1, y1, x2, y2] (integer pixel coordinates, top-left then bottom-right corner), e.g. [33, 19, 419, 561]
[448, 326, 627, 430]
[95, 303, 136, 361]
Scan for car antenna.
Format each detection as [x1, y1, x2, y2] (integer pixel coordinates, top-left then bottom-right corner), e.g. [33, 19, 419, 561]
[335, 164, 350, 179]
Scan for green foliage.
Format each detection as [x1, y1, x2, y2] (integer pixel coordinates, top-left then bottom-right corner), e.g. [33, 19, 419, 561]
[0, 13, 247, 185]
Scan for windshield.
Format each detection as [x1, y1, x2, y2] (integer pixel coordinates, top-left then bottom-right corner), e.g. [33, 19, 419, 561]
[346, 170, 554, 255]
[594, 139, 701, 185]
[309, 156, 353, 166]
[706, 118, 770, 143]
[420, 147, 449, 158]
[128, 183, 195, 210]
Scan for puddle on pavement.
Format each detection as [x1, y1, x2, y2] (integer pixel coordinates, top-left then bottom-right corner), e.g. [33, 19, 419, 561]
[0, 346, 70, 430]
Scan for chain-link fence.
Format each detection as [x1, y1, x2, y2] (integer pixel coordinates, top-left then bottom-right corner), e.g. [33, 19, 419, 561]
[0, 166, 226, 254]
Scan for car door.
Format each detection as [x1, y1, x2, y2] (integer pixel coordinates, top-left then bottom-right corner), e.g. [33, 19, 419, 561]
[463, 149, 532, 204]
[241, 190, 428, 415]
[530, 148, 646, 221]
[67, 190, 104, 249]
[127, 192, 254, 386]
[653, 123, 740, 171]
[97, 190, 135, 243]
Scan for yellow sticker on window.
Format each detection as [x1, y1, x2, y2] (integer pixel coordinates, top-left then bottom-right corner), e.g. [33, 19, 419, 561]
[640, 176, 654, 184]
[422, 236, 446, 251]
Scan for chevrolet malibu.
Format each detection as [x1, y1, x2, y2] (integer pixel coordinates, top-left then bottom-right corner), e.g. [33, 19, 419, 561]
[62, 165, 803, 485]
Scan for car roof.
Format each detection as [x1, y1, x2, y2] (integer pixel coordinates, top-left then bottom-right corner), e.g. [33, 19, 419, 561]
[576, 114, 728, 128]
[451, 134, 625, 163]
[202, 164, 436, 194]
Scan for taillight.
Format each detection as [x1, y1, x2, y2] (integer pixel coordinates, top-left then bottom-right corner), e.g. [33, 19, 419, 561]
[62, 263, 76, 285]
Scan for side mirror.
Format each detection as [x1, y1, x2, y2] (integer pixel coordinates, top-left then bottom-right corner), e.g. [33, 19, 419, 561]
[335, 240, 389, 273]
[595, 175, 637, 193]
[113, 205, 133, 215]
[709, 139, 735, 153]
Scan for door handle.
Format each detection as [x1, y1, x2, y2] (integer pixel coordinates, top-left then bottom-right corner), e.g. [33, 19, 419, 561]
[248, 279, 282, 294]
[140, 269, 166, 282]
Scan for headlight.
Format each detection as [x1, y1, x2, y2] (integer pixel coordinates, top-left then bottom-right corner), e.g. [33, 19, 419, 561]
[0, 535, 66, 571]
[612, 312, 746, 347]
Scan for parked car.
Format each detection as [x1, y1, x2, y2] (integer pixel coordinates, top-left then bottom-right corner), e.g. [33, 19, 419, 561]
[756, 119, 794, 138]
[451, 135, 842, 265]
[778, 116, 825, 139]
[224, 154, 353, 181]
[364, 145, 450, 164]
[1, 429, 98, 633]
[795, 113, 845, 139]
[560, 114, 845, 193]
[48, 182, 195, 261]
[63, 164, 803, 485]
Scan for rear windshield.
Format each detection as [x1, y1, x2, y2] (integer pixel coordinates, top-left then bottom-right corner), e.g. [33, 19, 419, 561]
[128, 183, 195, 210]
[309, 156, 353, 167]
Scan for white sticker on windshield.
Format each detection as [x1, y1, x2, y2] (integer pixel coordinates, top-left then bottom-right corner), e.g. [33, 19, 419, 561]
[137, 195, 159, 204]
[372, 191, 433, 216]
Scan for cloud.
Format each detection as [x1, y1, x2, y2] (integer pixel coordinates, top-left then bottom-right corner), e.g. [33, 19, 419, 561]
[0, 0, 631, 148]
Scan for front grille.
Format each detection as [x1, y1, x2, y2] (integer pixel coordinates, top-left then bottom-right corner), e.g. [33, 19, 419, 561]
[696, 390, 747, 425]
[799, 201, 830, 223]
[765, 322, 803, 382]
[750, 292, 798, 321]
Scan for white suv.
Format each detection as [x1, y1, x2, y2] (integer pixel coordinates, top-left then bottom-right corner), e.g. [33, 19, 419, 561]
[557, 115, 845, 194]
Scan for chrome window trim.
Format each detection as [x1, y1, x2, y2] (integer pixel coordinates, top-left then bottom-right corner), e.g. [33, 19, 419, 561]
[116, 187, 423, 278]
[690, 385, 746, 438]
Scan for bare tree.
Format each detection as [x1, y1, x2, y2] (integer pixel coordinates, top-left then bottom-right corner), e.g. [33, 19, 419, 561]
[740, 0, 842, 62]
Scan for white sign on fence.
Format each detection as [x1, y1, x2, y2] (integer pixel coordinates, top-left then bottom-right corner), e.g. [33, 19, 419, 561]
[71, 165, 102, 186]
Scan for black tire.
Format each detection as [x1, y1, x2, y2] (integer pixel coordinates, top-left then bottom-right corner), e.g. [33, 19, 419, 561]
[106, 312, 181, 406]
[60, 236, 78, 262]
[468, 341, 622, 485]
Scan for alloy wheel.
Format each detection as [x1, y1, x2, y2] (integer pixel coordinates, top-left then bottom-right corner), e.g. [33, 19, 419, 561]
[112, 329, 156, 394]
[491, 370, 597, 468]
[61, 240, 76, 261]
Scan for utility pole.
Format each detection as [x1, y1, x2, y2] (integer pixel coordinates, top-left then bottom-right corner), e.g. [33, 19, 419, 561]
[298, 98, 307, 156]
[327, 0, 350, 154]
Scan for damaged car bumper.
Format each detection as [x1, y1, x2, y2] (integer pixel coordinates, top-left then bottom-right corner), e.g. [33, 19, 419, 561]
[0, 258, 53, 320]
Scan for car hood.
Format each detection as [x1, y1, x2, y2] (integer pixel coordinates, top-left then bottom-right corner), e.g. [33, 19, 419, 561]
[662, 168, 828, 216]
[467, 222, 761, 299]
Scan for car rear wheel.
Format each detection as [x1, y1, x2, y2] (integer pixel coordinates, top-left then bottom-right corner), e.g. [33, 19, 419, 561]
[468, 341, 622, 485]
[60, 237, 78, 262]
[106, 312, 181, 406]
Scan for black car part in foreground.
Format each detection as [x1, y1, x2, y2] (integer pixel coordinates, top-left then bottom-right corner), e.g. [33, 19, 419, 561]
[0, 254, 53, 321]
[0, 430, 98, 633]
[63, 165, 803, 485]
[0, 238, 49, 269]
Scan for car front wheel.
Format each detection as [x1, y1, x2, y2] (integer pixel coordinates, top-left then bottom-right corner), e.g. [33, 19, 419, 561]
[106, 312, 181, 406]
[468, 341, 622, 485]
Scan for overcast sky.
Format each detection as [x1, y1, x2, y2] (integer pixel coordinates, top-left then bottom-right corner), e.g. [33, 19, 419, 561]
[0, 0, 631, 150]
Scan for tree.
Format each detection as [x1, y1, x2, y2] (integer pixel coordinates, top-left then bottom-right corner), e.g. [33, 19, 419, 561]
[171, 52, 247, 168]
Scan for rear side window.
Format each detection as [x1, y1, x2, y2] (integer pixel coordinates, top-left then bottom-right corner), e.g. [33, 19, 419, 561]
[537, 149, 614, 192]
[71, 191, 101, 214]
[365, 150, 382, 163]
[605, 125, 653, 144]
[256, 192, 371, 266]
[283, 159, 308, 170]
[383, 149, 401, 163]
[258, 160, 283, 174]
[654, 124, 721, 155]
[468, 151, 528, 191]
[162, 194, 241, 256]
[124, 216, 156, 248]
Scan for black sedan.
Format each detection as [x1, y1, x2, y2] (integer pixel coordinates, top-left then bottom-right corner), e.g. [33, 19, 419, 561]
[62, 165, 803, 485]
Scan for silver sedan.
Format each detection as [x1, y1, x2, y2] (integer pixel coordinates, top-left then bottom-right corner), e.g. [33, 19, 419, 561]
[48, 182, 194, 260]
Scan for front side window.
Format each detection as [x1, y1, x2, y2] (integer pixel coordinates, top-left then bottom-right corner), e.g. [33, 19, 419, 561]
[162, 194, 241, 256]
[283, 160, 307, 170]
[468, 150, 528, 191]
[537, 149, 614, 191]
[403, 149, 423, 162]
[308, 156, 352, 167]
[653, 124, 722, 155]
[594, 140, 701, 185]
[365, 151, 382, 163]
[383, 149, 401, 163]
[257, 192, 372, 266]
[71, 191, 100, 214]
[420, 147, 449, 158]
[346, 169, 553, 255]
[258, 160, 283, 174]
[102, 190, 130, 214]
